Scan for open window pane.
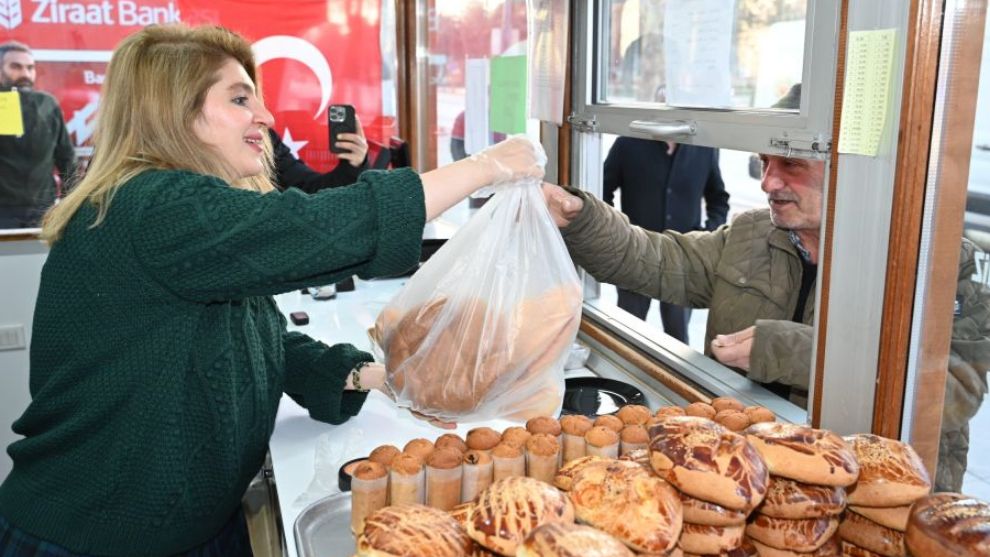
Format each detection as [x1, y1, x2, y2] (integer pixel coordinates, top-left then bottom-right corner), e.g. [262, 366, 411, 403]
[602, 0, 808, 110]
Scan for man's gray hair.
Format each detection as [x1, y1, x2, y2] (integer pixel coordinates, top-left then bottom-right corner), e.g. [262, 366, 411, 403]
[0, 41, 33, 63]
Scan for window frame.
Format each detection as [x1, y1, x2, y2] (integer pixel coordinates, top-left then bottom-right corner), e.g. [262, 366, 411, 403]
[570, 0, 842, 158]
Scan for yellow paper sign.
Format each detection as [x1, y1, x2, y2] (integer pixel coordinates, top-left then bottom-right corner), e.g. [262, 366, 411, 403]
[0, 91, 24, 136]
[838, 29, 897, 156]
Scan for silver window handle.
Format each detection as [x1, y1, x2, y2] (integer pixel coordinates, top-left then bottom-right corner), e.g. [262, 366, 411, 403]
[629, 120, 697, 138]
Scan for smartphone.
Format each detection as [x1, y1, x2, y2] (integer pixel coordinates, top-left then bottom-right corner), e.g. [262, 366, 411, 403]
[328, 104, 357, 154]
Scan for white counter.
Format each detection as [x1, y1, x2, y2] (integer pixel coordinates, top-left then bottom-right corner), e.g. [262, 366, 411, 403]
[270, 278, 529, 557]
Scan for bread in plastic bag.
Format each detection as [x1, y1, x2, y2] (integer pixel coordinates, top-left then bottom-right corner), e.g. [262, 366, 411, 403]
[374, 178, 582, 422]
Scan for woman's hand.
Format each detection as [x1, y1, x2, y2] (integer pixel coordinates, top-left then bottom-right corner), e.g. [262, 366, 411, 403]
[542, 182, 583, 227]
[469, 135, 546, 185]
[345, 362, 387, 391]
[334, 117, 368, 167]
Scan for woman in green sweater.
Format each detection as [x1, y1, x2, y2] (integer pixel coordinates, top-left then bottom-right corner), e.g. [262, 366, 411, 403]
[0, 25, 543, 556]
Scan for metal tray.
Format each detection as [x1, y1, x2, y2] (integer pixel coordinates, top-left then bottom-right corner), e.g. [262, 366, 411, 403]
[293, 492, 355, 557]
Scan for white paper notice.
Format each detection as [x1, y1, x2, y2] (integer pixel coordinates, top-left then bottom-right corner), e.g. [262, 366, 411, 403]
[465, 58, 491, 155]
[527, 0, 568, 125]
[663, 0, 734, 108]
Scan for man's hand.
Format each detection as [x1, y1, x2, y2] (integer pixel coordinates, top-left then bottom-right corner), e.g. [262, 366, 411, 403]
[541, 182, 583, 227]
[335, 117, 368, 167]
[710, 326, 755, 371]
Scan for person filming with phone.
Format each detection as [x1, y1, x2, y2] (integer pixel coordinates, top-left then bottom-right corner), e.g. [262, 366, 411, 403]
[269, 103, 369, 194]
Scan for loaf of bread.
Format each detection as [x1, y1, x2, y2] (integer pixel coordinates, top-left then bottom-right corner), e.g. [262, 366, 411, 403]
[517, 522, 635, 557]
[748, 536, 842, 557]
[905, 493, 990, 557]
[679, 493, 747, 527]
[745, 423, 859, 487]
[356, 504, 474, 557]
[677, 522, 744, 555]
[843, 434, 930, 507]
[468, 476, 574, 556]
[569, 459, 683, 554]
[745, 514, 839, 553]
[380, 284, 581, 419]
[840, 541, 886, 557]
[553, 455, 607, 492]
[837, 510, 905, 557]
[680, 539, 757, 557]
[649, 416, 768, 512]
[759, 476, 847, 519]
[848, 505, 911, 532]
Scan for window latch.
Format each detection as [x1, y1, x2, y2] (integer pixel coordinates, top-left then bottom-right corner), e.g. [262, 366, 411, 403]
[769, 135, 832, 159]
[567, 113, 598, 133]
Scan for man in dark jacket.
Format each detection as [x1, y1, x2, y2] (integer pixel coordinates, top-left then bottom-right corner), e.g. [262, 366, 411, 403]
[0, 41, 76, 228]
[603, 137, 729, 342]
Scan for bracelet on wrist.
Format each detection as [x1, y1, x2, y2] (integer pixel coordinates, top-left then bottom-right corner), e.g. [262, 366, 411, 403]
[350, 361, 372, 392]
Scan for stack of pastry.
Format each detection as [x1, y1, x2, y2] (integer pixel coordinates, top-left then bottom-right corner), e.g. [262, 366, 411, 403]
[649, 416, 769, 555]
[838, 434, 932, 557]
[744, 423, 859, 557]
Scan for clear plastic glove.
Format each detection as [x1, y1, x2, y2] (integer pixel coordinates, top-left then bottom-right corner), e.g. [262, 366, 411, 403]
[469, 135, 547, 186]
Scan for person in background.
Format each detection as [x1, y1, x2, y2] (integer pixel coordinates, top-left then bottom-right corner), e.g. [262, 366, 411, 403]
[603, 136, 729, 343]
[269, 118, 369, 193]
[0, 41, 77, 228]
[542, 84, 815, 404]
[0, 24, 542, 556]
[938, 239, 990, 493]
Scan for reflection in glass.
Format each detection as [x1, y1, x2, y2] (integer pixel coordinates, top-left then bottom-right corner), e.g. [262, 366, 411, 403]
[603, 0, 807, 108]
[946, 19, 990, 500]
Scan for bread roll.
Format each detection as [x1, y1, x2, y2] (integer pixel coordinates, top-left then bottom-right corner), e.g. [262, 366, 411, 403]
[905, 492, 990, 557]
[404, 438, 436, 461]
[616, 404, 651, 425]
[501, 426, 532, 449]
[467, 476, 574, 556]
[745, 423, 859, 487]
[711, 396, 745, 413]
[838, 510, 905, 557]
[368, 445, 401, 467]
[656, 406, 687, 419]
[848, 505, 910, 532]
[745, 406, 776, 424]
[680, 540, 757, 557]
[760, 476, 847, 519]
[684, 402, 717, 420]
[843, 434, 930, 507]
[746, 514, 839, 552]
[714, 410, 751, 432]
[569, 459, 683, 554]
[435, 433, 468, 454]
[356, 504, 473, 557]
[594, 414, 625, 432]
[677, 522, 744, 555]
[517, 522, 635, 557]
[648, 416, 768, 512]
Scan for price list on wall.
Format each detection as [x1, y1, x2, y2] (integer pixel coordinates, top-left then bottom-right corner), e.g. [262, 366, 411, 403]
[838, 29, 897, 156]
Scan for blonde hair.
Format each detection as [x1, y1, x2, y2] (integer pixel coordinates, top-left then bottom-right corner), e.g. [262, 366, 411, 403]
[42, 25, 274, 243]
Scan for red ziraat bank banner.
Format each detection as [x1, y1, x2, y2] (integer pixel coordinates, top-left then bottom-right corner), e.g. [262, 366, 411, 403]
[0, 0, 390, 172]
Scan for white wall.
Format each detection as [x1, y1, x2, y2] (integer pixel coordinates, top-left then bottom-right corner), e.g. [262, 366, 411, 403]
[0, 239, 48, 481]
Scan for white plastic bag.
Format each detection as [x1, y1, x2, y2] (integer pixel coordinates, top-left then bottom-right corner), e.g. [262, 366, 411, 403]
[373, 179, 582, 422]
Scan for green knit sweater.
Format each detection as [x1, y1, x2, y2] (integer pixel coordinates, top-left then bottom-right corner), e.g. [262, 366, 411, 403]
[0, 168, 425, 555]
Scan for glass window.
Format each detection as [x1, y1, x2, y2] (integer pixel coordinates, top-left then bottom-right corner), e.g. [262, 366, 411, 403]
[430, 0, 534, 169]
[602, 0, 808, 109]
[941, 17, 990, 501]
[572, 1, 839, 158]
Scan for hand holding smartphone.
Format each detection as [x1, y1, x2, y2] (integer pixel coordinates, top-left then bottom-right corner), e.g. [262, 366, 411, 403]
[328, 104, 357, 154]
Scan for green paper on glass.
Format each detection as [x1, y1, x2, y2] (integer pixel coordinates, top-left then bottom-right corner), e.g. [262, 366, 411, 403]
[489, 55, 527, 135]
[0, 91, 24, 136]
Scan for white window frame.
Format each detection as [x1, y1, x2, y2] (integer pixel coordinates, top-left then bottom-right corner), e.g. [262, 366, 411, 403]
[571, 0, 841, 159]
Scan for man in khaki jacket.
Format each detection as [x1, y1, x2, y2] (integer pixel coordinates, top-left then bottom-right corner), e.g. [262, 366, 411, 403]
[543, 150, 822, 400]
